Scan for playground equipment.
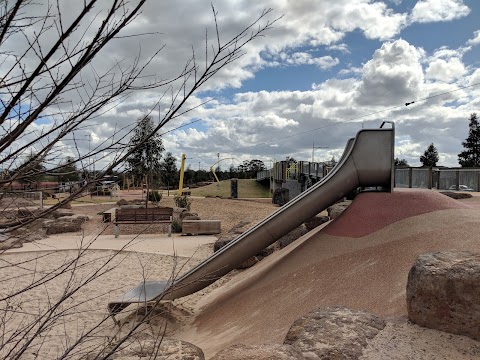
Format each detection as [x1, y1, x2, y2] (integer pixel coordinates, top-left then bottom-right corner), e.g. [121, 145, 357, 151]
[210, 157, 235, 186]
[107, 122, 395, 319]
[177, 153, 186, 196]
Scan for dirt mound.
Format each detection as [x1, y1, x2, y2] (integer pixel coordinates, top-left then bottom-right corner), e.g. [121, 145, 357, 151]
[324, 189, 470, 238]
[178, 190, 480, 357]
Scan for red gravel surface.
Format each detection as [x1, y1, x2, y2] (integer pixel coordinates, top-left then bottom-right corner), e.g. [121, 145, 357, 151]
[324, 189, 470, 238]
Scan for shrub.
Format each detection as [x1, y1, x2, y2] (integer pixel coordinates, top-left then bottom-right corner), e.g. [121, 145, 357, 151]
[148, 190, 162, 203]
[174, 194, 191, 210]
[171, 219, 182, 233]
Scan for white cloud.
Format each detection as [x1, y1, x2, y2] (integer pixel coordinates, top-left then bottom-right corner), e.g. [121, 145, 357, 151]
[467, 30, 480, 45]
[327, 43, 350, 54]
[6, 1, 480, 170]
[425, 57, 467, 82]
[325, 0, 408, 40]
[357, 39, 425, 106]
[410, 0, 470, 23]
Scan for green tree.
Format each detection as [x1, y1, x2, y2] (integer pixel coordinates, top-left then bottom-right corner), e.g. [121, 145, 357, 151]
[15, 153, 46, 184]
[126, 115, 165, 185]
[160, 152, 178, 188]
[237, 159, 266, 178]
[458, 113, 480, 167]
[54, 157, 80, 182]
[394, 158, 409, 166]
[420, 143, 439, 167]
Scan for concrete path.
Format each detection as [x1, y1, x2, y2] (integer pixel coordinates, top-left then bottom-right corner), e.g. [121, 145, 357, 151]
[5, 233, 216, 258]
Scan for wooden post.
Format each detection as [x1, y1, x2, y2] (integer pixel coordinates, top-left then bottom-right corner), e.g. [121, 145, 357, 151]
[456, 170, 460, 190]
[408, 168, 413, 188]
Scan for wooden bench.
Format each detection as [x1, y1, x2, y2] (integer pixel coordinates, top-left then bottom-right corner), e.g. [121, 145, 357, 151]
[114, 207, 173, 238]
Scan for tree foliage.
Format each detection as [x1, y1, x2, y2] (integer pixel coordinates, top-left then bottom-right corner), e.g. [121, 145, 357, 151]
[458, 113, 480, 167]
[237, 159, 266, 178]
[15, 153, 46, 183]
[126, 116, 165, 185]
[160, 152, 178, 187]
[420, 143, 439, 167]
[394, 158, 409, 166]
[53, 156, 80, 182]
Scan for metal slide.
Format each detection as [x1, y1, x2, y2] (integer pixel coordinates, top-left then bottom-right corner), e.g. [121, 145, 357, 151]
[108, 123, 395, 318]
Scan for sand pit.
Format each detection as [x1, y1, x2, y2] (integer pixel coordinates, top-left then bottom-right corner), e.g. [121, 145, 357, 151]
[172, 190, 480, 357]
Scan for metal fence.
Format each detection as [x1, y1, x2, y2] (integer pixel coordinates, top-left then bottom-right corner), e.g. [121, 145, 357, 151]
[257, 161, 327, 182]
[395, 167, 480, 191]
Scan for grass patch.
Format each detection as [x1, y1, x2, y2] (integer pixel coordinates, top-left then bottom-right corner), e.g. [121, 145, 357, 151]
[188, 179, 270, 198]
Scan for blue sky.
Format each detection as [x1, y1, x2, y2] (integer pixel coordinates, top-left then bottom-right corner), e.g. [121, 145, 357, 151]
[5, 0, 480, 170]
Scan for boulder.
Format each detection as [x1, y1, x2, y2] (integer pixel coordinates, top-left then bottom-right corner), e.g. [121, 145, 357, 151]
[214, 236, 232, 252]
[327, 200, 352, 219]
[284, 306, 386, 359]
[43, 215, 89, 235]
[272, 188, 289, 206]
[211, 344, 304, 360]
[119, 204, 144, 209]
[103, 338, 204, 360]
[304, 215, 329, 231]
[17, 209, 42, 218]
[237, 256, 260, 269]
[58, 202, 72, 209]
[214, 236, 273, 259]
[277, 225, 309, 249]
[214, 236, 273, 269]
[51, 209, 75, 219]
[117, 198, 145, 206]
[228, 220, 252, 234]
[180, 212, 200, 221]
[116, 198, 129, 206]
[406, 252, 480, 341]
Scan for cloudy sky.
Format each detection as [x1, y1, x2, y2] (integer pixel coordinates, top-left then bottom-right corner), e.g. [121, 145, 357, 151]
[11, 0, 480, 171]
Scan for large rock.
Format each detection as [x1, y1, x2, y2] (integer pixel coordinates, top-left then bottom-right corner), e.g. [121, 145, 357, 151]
[277, 225, 309, 249]
[215, 236, 273, 258]
[58, 202, 72, 209]
[327, 200, 352, 219]
[180, 212, 200, 222]
[51, 209, 75, 219]
[214, 235, 273, 269]
[304, 215, 330, 231]
[116, 198, 129, 206]
[284, 306, 386, 359]
[102, 338, 204, 360]
[43, 215, 89, 235]
[211, 344, 304, 360]
[407, 252, 480, 341]
[228, 220, 252, 234]
[272, 188, 289, 206]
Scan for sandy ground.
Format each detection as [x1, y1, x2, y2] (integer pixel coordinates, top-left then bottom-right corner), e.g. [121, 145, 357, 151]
[1, 190, 480, 359]
[0, 194, 277, 359]
[172, 190, 480, 358]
